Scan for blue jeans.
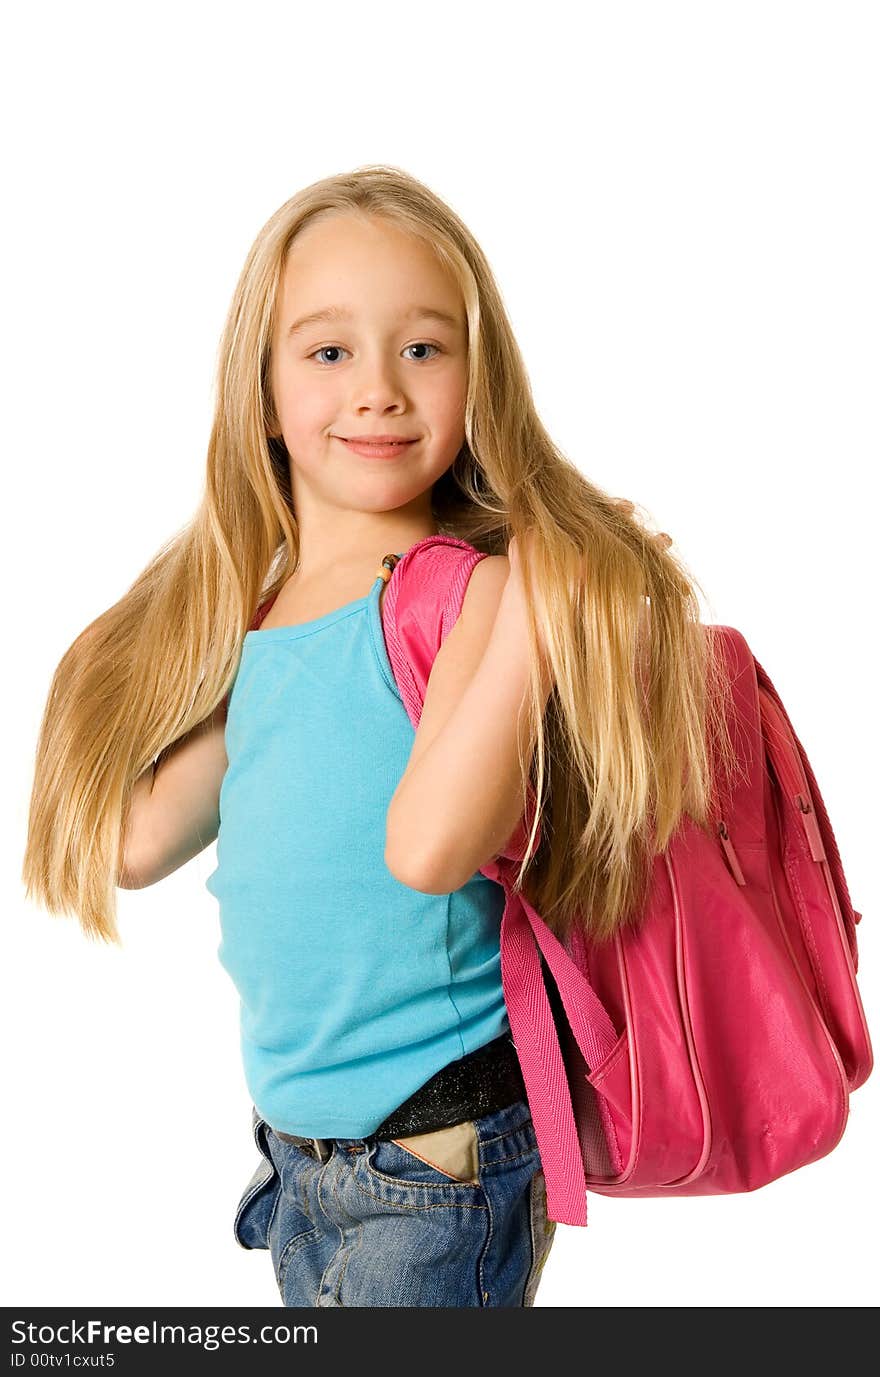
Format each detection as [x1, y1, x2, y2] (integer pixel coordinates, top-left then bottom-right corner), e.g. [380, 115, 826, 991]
[234, 1097, 557, 1307]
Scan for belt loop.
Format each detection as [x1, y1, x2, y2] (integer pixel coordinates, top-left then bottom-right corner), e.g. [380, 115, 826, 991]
[312, 1138, 332, 1163]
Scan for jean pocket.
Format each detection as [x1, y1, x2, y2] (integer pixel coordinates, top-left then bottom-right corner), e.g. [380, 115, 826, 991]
[233, 1113, 282, 1251]
[522, 1169, 557, 1306]
[391, 1120, 481, 1184]
[366, 1120, 483, 1191]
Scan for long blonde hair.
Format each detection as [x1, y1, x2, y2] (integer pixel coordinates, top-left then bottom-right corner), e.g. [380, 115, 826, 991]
[22, 163, 737, 947]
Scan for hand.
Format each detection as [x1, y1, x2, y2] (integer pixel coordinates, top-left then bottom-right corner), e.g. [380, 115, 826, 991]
[610, 497, 673, 551]
[507, 504, 672, 578]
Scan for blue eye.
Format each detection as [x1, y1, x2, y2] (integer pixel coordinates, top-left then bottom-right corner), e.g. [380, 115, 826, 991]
[403, 342, 442, 361]
[307, 342, 442, 366]
[309, 345, 349, 365]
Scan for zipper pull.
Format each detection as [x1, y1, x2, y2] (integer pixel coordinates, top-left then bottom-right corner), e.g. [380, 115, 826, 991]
[717, 818, 746, 885]
[795, 793, 827, 863]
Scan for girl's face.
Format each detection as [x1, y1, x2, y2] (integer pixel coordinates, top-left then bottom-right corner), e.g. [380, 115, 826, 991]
[269, 213, 469, 528]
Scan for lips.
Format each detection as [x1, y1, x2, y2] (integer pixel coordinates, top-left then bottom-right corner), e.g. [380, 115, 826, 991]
[341, 435, 417, 443]
[335, 436, 417, 459]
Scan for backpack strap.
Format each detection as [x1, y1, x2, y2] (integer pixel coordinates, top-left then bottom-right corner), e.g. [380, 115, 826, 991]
[381, 534, 541, 864]
[382, 534, 486, 719]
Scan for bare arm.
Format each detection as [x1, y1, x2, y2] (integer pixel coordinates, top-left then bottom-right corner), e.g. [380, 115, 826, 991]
[117, 700, 229, 889]
[384, 555, 552, 894]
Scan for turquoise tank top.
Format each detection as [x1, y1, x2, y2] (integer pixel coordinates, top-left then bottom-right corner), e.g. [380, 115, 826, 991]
[205, 566, 511, 1136]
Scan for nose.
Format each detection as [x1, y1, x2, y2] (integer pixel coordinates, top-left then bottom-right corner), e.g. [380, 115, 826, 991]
[348, 355, 410, 411]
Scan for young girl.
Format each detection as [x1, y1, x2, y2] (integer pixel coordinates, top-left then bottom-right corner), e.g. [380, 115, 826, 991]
[22, 164, 725, 1308]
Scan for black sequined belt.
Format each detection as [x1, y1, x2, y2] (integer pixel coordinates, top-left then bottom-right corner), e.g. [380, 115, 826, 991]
[271, 1033, 526, 1161]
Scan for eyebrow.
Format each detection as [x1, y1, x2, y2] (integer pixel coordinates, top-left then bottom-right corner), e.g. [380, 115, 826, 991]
[286, 304, 463, 338]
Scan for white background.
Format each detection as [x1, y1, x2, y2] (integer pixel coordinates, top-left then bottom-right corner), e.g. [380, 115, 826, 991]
[3, 0, 877, 1308]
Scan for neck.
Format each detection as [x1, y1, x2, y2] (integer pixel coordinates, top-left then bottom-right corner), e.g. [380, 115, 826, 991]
[291, 512, 441, 584]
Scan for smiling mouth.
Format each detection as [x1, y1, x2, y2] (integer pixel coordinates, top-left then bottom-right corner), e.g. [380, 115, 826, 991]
[333, 436, 418, 458]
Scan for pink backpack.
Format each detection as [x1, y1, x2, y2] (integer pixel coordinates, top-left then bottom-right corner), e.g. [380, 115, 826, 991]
[378, 534, 873, 1227]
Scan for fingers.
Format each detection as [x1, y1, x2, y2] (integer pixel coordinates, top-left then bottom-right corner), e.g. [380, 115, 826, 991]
[612, 497, 672, 549]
